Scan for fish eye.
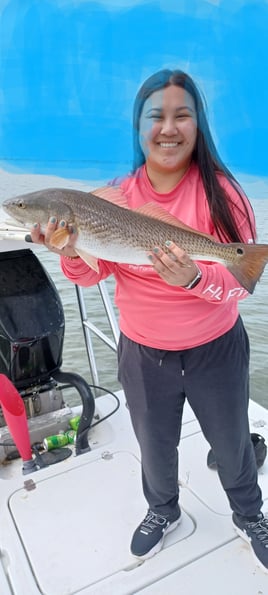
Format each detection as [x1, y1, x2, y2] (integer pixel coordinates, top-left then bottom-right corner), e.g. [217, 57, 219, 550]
[17, 200, 26, 209]
[236, 247, 244, 255]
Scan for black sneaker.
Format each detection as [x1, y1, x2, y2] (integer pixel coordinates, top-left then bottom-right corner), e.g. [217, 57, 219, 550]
[233, 512, 268, 573]
[130, 509, 181, 559]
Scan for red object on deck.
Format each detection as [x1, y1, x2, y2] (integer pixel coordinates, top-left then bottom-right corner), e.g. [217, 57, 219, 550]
[0, 374, 32, 461]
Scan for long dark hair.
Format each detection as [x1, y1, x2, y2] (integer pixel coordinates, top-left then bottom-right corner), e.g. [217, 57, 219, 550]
[132, 69, 255, 243]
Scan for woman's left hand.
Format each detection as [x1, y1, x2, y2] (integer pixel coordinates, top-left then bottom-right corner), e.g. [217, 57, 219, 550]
[148, 241, 199, 287]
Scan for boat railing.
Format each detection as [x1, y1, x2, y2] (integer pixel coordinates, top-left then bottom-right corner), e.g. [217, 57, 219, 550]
[75, 280, 119, 397]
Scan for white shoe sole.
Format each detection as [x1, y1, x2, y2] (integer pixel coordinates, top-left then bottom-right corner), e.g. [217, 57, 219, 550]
[233, 521, 268, 574]
[131, 516, 182, 561]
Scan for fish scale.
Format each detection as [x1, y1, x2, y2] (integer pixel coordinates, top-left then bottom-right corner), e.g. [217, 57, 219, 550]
[71, 196, 242, 264]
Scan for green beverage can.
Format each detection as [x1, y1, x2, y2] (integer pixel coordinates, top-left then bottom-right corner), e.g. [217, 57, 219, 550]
[68, 416, 81, 431]
[65, 429, 76, 444]
[43, 434, 69, 451]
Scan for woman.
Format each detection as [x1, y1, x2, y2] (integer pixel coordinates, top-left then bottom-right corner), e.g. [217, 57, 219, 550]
[32, 69, 268, 571]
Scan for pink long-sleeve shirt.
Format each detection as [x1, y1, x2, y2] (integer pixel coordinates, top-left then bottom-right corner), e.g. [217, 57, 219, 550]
[61, 163, 255, 350]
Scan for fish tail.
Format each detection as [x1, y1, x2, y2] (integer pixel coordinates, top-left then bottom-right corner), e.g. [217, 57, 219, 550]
[227, 244, 268, 294]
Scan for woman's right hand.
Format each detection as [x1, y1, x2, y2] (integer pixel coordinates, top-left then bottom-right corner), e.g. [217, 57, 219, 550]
[30, 217, 78, 258]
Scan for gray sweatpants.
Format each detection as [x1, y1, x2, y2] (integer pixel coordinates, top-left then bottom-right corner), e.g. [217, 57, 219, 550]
[118, 316, 263, 519]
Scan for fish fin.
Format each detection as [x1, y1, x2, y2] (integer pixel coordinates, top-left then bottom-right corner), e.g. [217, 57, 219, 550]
[75, 248, 100, 273]
[136, 203, 215, 240]
[227, 243, 268, 294]
[50, 228, 70, 249]
[50, 226, 100, 273]
[91, 186, 129, 209]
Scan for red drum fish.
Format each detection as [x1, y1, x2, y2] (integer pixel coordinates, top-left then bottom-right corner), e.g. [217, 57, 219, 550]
[3, 186, 268, 294]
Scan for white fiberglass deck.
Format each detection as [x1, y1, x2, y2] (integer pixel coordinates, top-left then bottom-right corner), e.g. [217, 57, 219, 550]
[0, 391, 268, 595]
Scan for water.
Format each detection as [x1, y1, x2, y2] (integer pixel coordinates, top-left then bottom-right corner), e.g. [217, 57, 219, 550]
[0, 167, 267, 409]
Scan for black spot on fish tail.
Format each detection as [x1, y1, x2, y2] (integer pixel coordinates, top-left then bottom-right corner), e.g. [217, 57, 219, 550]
[227, 244, 268, 294]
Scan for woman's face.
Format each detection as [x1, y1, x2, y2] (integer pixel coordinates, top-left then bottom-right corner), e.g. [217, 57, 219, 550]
[139, 84, 197, 174]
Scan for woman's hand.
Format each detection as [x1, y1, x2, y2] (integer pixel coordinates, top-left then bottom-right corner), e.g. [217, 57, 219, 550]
[30, 217, 78, 258]
[148, 241, 199, 287]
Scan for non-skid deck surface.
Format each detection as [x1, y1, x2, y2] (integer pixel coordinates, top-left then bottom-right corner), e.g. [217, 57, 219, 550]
[1, 392, 268, 594]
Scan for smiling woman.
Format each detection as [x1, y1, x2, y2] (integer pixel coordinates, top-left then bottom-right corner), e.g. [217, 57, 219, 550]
[28, 67, 268, 572]
[139, 86, 197, 187]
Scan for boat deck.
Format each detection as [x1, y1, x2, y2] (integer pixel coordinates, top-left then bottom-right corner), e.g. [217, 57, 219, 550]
[0, 390, 268, 595]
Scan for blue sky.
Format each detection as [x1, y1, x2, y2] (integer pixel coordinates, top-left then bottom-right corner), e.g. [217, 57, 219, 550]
[0, 0, 267, 181]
